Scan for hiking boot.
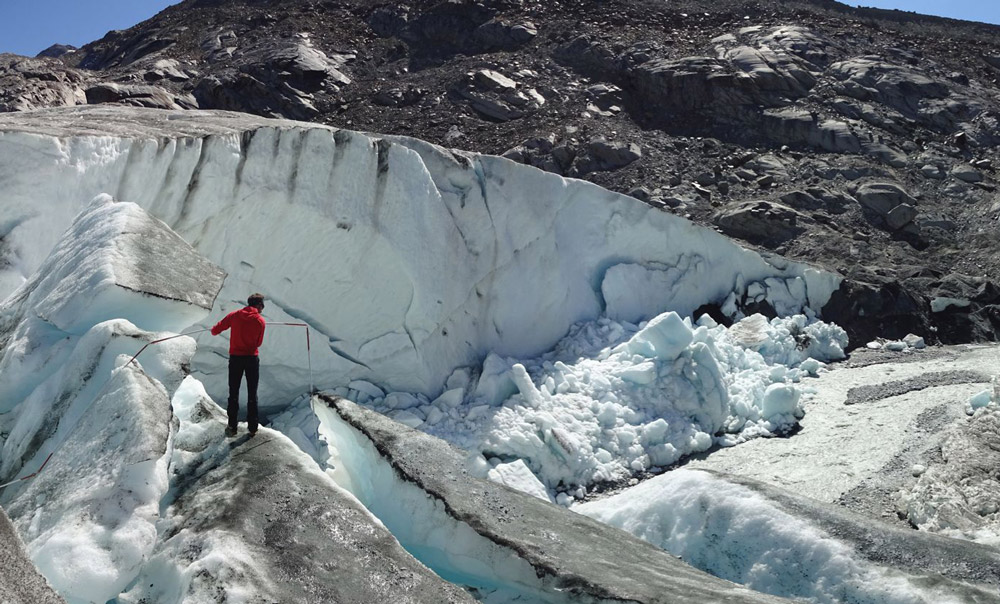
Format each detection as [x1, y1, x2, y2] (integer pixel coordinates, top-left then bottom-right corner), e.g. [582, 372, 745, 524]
[225, 426, 237, 437]
[248, 428, 257, 437]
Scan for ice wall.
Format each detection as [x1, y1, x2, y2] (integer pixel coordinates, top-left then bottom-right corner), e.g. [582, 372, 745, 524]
[0, 106, 841, 406]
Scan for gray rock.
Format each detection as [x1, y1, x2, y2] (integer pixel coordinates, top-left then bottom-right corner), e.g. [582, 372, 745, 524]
[629, 186, 653, 202]
[200, 30, 238, 62]
[0, 508, 64, 604]
[457, 89, 524, 121]
[473, 20, 537, 51]
[692, 182, 713, 199]
[143, 58, 189, 82]
[886, 203, 918, 230]
[0, 55, 88, 112]
[260, 42, 352, 88]
[744, 154, 788, 180]
[862, 142, 908, 168]
[715, 200, 806, 244]
[952, 164, 984, 182]
[762, 110, 862, 152]
[830, 58, 948, 117]
[779, 190, 822, 210]
[85, 82, 194, 110]
[920, 164, 946, 179]
[36, 44, 76, 59]
[855, 181, 917, 216]
[587, 138, 641, 169]
[472, 69, 517, 91]
[373, 86, 427, 107]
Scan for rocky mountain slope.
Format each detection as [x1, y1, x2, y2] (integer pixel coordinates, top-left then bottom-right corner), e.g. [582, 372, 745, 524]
[5, 0, 1000, 346]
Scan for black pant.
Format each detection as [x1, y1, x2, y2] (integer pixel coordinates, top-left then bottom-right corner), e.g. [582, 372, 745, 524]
[228, 355, 259, 431]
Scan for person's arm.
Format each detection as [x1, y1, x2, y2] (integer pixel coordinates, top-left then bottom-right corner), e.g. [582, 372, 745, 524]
[255, 319, 265, 348]
[211, 312, 232, 336]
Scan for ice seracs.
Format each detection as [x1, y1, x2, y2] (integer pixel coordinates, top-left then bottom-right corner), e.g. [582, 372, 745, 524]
[0, 196, 223, 603]
[325, 311, 848, 494]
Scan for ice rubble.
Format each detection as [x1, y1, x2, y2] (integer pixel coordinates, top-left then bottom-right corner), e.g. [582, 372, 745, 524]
[896, 399, 1000, 547]
[299, 311, 847, 492]
[577, 469, 998, 604]
[0, 106, 841, 411]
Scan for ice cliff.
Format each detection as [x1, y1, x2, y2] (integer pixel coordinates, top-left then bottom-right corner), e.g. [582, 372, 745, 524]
[0, 106, 840, 409]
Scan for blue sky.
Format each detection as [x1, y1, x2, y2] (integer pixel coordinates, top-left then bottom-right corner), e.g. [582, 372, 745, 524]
[844, 1, 1000, 26]
[0, 1, 998, 57]
[1, 1, 179, 57]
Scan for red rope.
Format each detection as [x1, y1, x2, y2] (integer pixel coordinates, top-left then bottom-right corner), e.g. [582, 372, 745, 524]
[0, 453, 53, 490]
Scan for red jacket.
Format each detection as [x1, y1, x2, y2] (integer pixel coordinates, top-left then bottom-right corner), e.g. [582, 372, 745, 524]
[212, 306, 266, 356]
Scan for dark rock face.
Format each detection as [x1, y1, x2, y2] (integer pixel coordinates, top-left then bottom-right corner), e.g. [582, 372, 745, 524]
[6, 0, 1000, 347]
[36, 44, 77, 59]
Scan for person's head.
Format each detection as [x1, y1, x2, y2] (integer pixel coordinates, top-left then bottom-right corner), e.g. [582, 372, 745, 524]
[247, 293, 265, 311]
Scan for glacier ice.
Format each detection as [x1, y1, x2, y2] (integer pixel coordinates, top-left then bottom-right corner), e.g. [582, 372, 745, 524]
[120, 377, 472, 604]
[0, 106, 841, 412]
[0, 196, 219, 603]
[358, 311, 847, 491]
[577, 468, 1000, 604]
[308, 395, 784, 603]
[0, 106, 885, 603]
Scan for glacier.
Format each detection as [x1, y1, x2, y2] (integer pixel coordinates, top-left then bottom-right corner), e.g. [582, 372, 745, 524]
[0, 106, 840, 411]
[3, 106, 995, 604]
[577, 469, 1000, 603]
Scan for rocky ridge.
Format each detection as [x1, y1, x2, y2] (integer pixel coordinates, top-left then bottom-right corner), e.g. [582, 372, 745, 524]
[5, 0, 1000, 345]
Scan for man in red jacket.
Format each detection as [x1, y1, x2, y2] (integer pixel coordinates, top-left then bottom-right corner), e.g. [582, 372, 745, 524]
[211, 293, 267, 437]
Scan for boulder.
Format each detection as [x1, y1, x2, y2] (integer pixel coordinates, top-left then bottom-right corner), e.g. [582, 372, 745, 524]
[142, 58, 189, 82]
[920, 164, 946, 179]
[473, 20, 537, 51]
[951, 164, 984, 183]
[855, 181, 916, 217]
[586, 138, 641, 169]
[714, 201, 806, 245]
[473, 69, 517, 91]
[886, 203, 918, 230]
